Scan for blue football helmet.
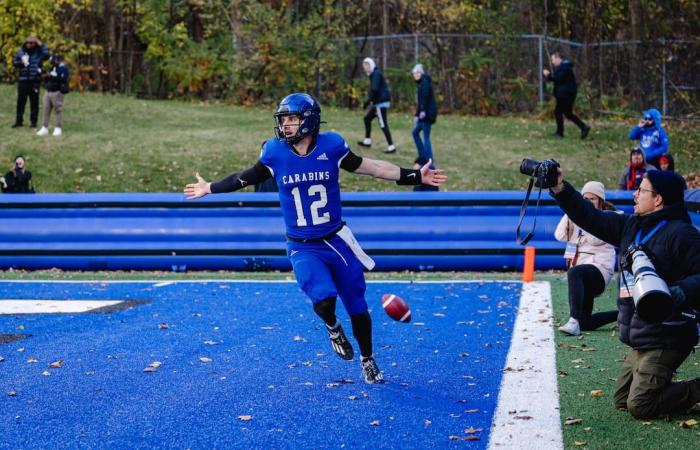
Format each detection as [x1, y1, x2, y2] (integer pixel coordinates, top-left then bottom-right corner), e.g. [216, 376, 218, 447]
[274, 93, 321, 144]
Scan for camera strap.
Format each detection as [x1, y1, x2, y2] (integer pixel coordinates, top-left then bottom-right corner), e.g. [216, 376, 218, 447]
[635, 220, 667, 246]
[516, 178, 543, 245]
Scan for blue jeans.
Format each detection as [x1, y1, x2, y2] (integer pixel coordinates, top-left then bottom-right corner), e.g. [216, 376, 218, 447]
[412, 121, 433, 166]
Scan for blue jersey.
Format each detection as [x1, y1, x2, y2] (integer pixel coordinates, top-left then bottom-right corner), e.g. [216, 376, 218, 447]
[260, 132, 351, 240]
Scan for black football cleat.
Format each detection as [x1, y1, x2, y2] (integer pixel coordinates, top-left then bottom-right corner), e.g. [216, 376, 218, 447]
[581, 125, 591, 140]
[328, 324, 354, 361]
[361, 356, 384, 384]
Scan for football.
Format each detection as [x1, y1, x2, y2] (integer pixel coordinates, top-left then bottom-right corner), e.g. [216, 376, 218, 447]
[381, 294, 411, 323]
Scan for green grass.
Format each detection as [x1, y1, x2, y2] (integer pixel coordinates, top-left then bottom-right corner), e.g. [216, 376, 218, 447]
[1, 269, 698, 446]
[1, 83, 699, 193]
[550, 274, 700, 449]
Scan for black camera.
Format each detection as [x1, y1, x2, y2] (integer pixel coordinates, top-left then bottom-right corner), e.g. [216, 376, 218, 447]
[520, 158, 560, 189]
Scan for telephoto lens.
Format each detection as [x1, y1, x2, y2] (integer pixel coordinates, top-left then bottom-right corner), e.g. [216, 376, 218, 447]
[628, 248, 672, 322]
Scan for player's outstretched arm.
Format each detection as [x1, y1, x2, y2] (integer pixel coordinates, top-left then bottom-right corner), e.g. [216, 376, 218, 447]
[184, 173, 211, 200]
[184, 162, 273, 200]
[354, 157, 446, 187]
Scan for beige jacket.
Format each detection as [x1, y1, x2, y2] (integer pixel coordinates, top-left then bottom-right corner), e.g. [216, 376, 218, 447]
[554, 214, 616, 285]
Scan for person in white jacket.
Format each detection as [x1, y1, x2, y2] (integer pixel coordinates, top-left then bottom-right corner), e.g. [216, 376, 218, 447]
[555, 181, 618, 336]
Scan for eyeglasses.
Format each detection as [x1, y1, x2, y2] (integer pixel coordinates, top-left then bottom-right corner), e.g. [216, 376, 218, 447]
[635, 187, 655, 195]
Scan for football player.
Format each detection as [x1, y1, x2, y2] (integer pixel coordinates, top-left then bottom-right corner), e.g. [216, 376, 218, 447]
[184, 93, 446, 383]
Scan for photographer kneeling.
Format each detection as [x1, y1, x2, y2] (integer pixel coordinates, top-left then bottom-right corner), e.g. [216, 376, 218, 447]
[550, 168, 700, 419]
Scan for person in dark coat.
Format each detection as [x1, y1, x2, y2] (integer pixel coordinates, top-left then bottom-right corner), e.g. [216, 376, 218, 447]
[411, 64, 437, 167]
[357, 57, 395, 153]
[551, 167, 700, 419]
[543, 52, 590, 139]
[1, 156, 34, 193]
[12, 36, 50, 128]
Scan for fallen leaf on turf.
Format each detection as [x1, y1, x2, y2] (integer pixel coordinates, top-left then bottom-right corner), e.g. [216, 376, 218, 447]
[0, 356, 5, 362]
[571, 358, 585, 364]
[584, 427, 591, 431]
[456, 399, 468, 403]
[565, 417, 583, 425]
[199, 357, 212, 363]
[558, 370, 568, 377]
[143, 367, 157, 372]
[237, 415, 252, 421]
[424, 419, 432, 426]
[348, 396, 358, 401]
[158, 323, 170, 329]
[449, 436, 461, 441]
[293, 336, 305, 341]
[465, 409, 480, 413]
[27, 358, 38, 364]
[642, 422, 652, 426]
[325, 383, 340, 388]
[41, 371, 50, 376]
[203, 340, 218, 345]
[7, 391, 17, 397]
[48, 360, 64, 368]
[369, 420, 380, 426]
[465, 436, 480, 441]
[680, 419, 698, 428]
[582, 348, 596, 352]
[574, 440, 587, 446]
[515, 415, 533, 420]
[464, 427, 482, 434]
[590, 389, 604, 397]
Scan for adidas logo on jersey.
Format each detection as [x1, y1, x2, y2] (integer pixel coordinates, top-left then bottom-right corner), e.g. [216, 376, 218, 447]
[317, 153, 328, 161]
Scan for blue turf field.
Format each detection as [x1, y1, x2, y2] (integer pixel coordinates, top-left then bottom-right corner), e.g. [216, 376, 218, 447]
[0, 281, 520, 449]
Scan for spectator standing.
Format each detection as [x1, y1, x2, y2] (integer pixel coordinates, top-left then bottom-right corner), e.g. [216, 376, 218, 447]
[12, 36, 50, 129]
[37, 54, 69, 137]
[411, 64, 437, 168]
[556, 181, 618, 336]
[357, 57, 396, 153]
[618, 147, 657, 191]
[543, 51, 591, 139]
[1, 156, 34, 193]
[629, 109, 669, 168]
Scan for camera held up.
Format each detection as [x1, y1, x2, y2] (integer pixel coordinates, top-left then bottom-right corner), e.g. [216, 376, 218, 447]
[515, 158, 560, 245]
[519, 158, 560, 189]
[621, 244, 672, 323]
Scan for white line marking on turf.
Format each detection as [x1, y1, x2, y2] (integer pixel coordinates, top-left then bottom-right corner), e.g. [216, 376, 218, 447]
[0, 279, 517, 284]
[0, 300, 123, 315]
[488, 281, 563, 450]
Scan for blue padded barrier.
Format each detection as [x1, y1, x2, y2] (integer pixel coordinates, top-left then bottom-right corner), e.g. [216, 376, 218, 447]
[0, 191, 697, 272]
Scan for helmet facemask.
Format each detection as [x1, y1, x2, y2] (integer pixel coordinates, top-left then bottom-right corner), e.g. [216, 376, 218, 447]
[273, 93, 321, 145]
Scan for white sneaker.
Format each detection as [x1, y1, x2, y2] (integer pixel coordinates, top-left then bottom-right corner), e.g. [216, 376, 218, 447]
[558, 317, 581, 336]
[357, 138, 372, 147]
[52, 128, 62, 136]
[385, 144, 396, 153]
[36, 127, 49, 136]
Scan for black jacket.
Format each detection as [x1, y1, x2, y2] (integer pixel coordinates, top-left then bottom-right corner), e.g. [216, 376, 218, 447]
[547, 60, 578, 98]
[553, 181, 700, 351]
[13, 43, 50, 82]
[46, 63, 70, 93]
[415, 74, 437, 124]
[2, 169, 34, 193]
[365, 68, 391, 106]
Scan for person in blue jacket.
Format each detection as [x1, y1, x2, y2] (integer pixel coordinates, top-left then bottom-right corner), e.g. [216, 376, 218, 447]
[629, 109, 669, 169]
[184, 93, 446, 384]
[12, 36, 50, 129]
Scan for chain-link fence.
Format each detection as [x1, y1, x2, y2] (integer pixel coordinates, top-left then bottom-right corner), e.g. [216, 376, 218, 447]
[333, 33, 700, 118]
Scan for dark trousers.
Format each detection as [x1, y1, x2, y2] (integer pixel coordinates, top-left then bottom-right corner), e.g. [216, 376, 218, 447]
[555, 94, 587, 135]
[16, 80, 41, 126]
[363, 106, 393, 145]
[613, 348, 700, 419]
[567, 264, 617, 330]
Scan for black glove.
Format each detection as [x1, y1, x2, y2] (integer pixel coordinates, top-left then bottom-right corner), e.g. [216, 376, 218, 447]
[670, 286, 687, 310]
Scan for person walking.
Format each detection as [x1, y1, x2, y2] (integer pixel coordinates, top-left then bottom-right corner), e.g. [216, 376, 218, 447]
[357, 57, 396, 153]
[543, 51, 590, 139]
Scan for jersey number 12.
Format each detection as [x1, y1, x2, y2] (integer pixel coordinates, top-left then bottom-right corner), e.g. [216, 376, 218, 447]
[291, 184, 330, 226]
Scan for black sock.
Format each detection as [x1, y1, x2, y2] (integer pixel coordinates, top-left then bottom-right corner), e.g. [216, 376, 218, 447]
[350, 312, 373, 358]
[312, 297, 338, 328]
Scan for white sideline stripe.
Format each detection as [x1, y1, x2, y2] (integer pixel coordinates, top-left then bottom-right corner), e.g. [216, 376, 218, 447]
[0, 300, 123, 314]
[488, 281, 563, 450]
